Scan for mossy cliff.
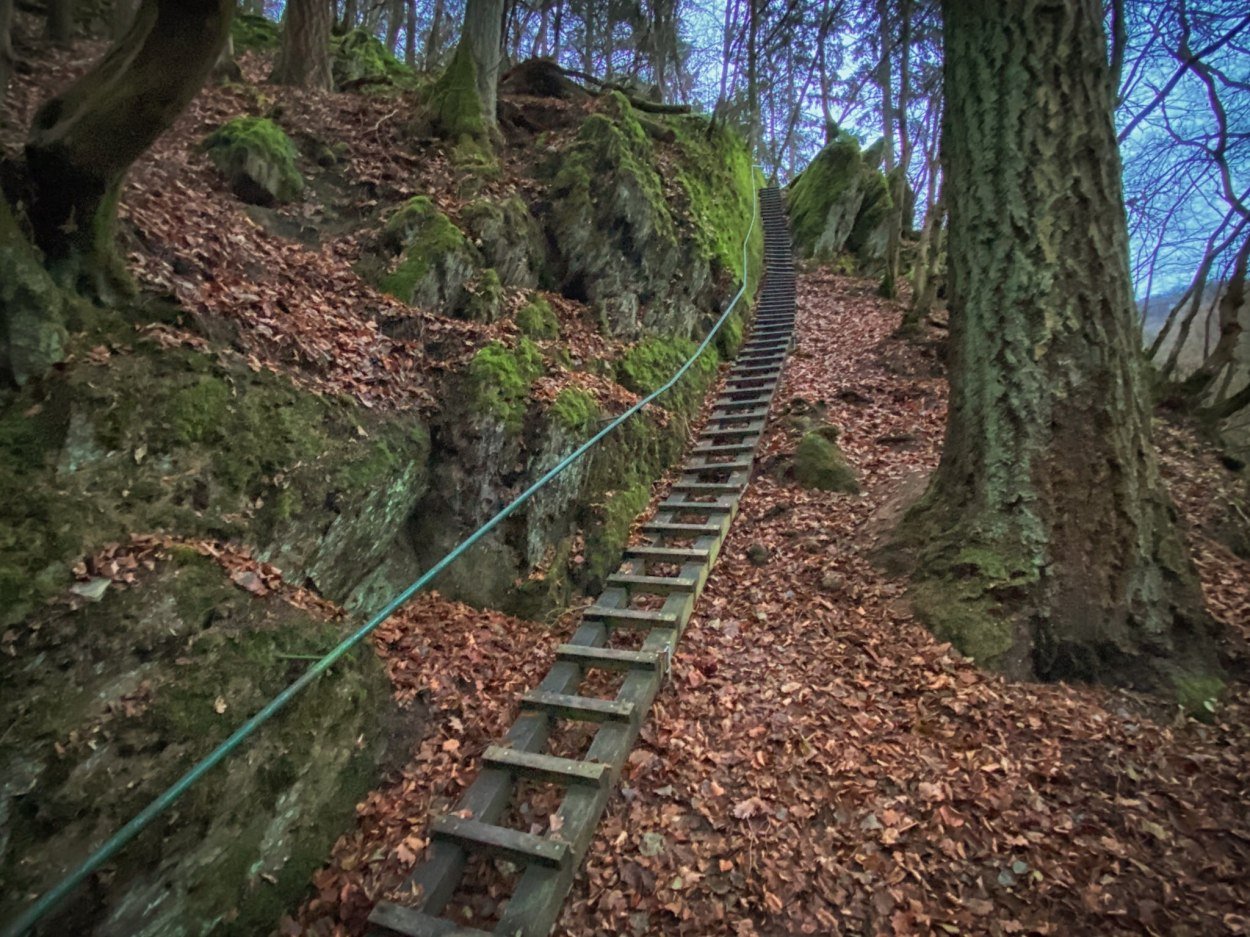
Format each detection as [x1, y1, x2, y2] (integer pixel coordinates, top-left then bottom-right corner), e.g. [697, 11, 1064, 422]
[543, 94, 762, 339]
[0, 555, 399, 936]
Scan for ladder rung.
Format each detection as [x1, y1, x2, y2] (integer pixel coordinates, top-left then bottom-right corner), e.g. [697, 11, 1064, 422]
[607, 572, 699, 593]
[583, 605, 681, 626]
[482, 745, 609, 788]
[520, 689, 636, 722]
[670, 481, 743, 493]
[688, 458, 753, 472]
[369, 901, 491, 936]
[624, 544, 712, 559]
[642, 520, 723, 535]
[657, 500, 734, 514]
[556, 643, 664, 672]
[691, 441, 756, 455]
[431, 815, 570, 869]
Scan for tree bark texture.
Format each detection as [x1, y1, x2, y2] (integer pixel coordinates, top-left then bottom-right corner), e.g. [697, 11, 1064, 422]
[0, 0, 13, 101]
[271, 0, 333, 89]
[463, 0, 503, 128]
[22, 0, 233, 298]
[46, 0, 72, 44]
[904, 0, 1215, 689]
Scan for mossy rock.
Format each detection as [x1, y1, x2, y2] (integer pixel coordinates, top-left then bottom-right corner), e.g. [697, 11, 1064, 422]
[616, 336, 719, 419]
[793, 431, 859, 493]
[516, 295, 560, 340]
[847, 165, 894, 263]
[462, 268, 504, 323]
[550, 386, 598, 433]
[231, 13, 280, 51]
[909, 580, 1015, 667]
[0, 556, 399, 935]
[204, 117, 304, 206]
[461, 195, 545, 288]
[0, 328, 430, 626]
[374, 197, 480, 312]
[465, 338, 544, 429]
[1174, 672, 1225, 723]
[787, 128, 868, 261]
[331, 28, 418, 90]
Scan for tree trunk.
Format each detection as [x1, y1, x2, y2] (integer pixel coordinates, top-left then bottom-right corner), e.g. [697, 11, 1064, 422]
[424, 0, 445, 67]
[463, 0, 503, 129]
[46, 0, 72, 44]
[404, 0, 416, 65]
[899, 0, 1215, 691]
[271, 0, 333, 90]
[1170, 233, 1250, 407]
[0, 0, 14, 101]
[112, 0, 137, 38]
[876, 0, 901, 298]
[386, 0, 402, 52]
[901, 173, 944, 333]
[22, 0, 233, 299]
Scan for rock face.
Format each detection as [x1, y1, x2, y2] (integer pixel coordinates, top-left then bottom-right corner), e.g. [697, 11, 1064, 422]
[786, 127, 893, 270]
[0, 557, 399, 937]
[204, 117, 304, 206]
[461, 194, 546, 289]
[544, 94, 760, 339]
[371, 196, 481, 313]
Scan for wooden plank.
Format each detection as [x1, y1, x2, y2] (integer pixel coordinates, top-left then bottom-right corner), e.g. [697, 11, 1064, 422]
[481, 746, 609, 788]
[642, 520, 724, 535]
[582, 605, 680, 628]
[431, 815, 570, 869]
[623, 544, 712, 559]
[657, 500, 734, 515]
[606, 572, 699, 593]
[555, 643, 664, 672]
[519, 689, 636, 723]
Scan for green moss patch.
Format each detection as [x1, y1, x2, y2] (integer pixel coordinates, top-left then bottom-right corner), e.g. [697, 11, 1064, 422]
[466, 338, 544, 429]
[551, 387, 599, 434]
[231, 13, 279, 51]
[516, 295, 559, 340]
[204, 117, 304, 206]
[793, 431, 860, 493]
[332, 28, 419, 90]
[375, 196, 479, 311]
[616, 336, 719, 418]
[422, 41, 489, 145]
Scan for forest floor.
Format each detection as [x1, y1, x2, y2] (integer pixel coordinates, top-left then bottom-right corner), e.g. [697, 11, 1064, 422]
[5, 22, 1249, 936]
[289, 271, 1250, 937]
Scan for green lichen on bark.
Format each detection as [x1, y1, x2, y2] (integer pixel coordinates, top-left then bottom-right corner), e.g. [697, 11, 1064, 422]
[895, 0, 1217, 693]
[422, 40, 489, 147]
[204, 116, 304, 205]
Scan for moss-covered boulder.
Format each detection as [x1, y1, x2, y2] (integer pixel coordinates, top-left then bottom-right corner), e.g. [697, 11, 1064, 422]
[0, 555, 399, 936]
[461, 194, 546, 288]
[331, 28, 417, 90]
[373, 196, 480, 313]
[462, 268, 505, 324]
[617, 335, 720, 416]
[787, 129, 868, 261]
[204, 117, 304, 207]
[846, 165, 894, 265]
[231, 13, 279, 51]
[545, 95, 759, 340]
[793, 430, 860, 493]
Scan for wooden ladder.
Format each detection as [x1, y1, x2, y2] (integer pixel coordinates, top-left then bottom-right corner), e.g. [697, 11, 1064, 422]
[369, 186, 796, 937]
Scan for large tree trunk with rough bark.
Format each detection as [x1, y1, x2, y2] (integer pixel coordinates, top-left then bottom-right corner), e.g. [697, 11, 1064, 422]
[46, 0, 73, 44]
[19, 0, 232, 300]
[0, 0, 13, 100]
[271, 0, 333, 89]
[896, 0, 1216, 693]
[463, 0, 502, 129]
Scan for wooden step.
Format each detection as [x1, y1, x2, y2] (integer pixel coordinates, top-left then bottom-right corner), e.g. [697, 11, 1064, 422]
[623, 544, 713, 560]
[481, 745, 609, 788]
[691, 441, 756, 455]
[688, 458, 754, 473]
[555, 643, 664, 672]
[582, 605, 681, 629]
[710, 407, 769, 421]
[642, 520, 723, 536]
[606, 572, 699, 593]
[370, 902, 492, 937]
[669, 481, 743, 494]
[703, 421, 765, 437]
[657, 499, 734, 515]
[431, 815, 570, 869]
[519, 689, 636, 722]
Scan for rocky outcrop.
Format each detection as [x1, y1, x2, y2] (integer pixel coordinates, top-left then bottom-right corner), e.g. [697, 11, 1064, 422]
[787, 127, 894, 270]
[204, 117, 304, 206]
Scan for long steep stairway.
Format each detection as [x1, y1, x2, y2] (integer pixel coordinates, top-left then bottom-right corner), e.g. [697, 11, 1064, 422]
[368, 186, 796, 937]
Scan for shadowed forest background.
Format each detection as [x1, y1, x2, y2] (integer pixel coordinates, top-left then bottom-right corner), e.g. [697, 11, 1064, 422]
[0, 1, 1247, 935]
